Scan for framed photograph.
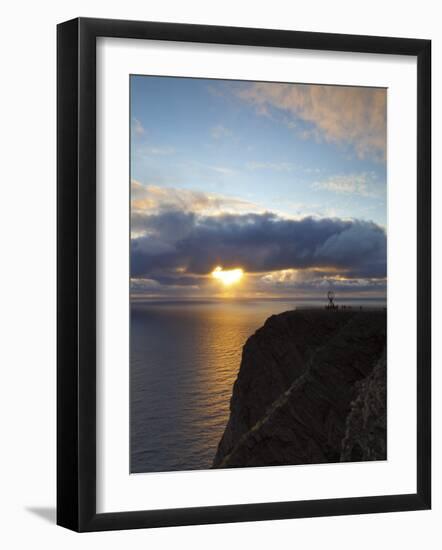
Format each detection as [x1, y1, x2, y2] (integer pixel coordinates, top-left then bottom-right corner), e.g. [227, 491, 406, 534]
[57, 17, 431, 531]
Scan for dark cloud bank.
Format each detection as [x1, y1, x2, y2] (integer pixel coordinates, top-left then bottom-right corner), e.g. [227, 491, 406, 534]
[131, 211, 386, 286]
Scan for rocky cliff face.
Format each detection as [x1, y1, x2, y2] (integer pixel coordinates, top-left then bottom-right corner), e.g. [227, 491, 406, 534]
[340, 353, 387, 461]
[213, 309, 386, 468]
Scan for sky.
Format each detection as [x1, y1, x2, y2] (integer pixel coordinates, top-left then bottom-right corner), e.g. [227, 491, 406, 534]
[130, 75, 387, 300]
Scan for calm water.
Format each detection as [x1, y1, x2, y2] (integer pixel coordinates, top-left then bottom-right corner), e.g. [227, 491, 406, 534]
[130, 298, 385, 473]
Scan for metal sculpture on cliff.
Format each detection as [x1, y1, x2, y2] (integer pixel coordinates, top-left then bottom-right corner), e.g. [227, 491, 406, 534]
[325, 290, 338, 310]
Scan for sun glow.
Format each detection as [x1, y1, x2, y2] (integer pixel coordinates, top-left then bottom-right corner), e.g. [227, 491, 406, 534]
[211, 266, 244, 286]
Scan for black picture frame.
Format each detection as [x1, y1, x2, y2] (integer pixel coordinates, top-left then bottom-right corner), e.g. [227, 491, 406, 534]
[57, 17, 431, 532]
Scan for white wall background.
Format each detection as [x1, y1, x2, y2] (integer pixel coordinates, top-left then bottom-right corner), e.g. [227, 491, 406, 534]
[0, 0, 439, 548]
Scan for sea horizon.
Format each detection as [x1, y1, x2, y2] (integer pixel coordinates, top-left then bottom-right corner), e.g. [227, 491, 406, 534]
[130, 295, 387, 305]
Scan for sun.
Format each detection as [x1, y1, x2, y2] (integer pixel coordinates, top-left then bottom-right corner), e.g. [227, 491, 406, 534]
[211, 266, 244, 286]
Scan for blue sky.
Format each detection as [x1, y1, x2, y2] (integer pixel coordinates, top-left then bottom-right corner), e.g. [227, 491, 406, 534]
[130, 76, 387, 299]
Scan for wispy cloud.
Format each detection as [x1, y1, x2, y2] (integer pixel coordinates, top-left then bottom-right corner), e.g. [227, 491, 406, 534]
[236, 83, 386, 161]
[132, 118, 145, 137]
[207, 84, 226, 98]
[144, 146, 176, 156]
[245, 161, 296, 172]
[259, 268, 386, 296]
[210, 124, 233, 140]
[312, 173, 381, 198]
[131, 181, 262, 219]
[210, 165, 236, 176]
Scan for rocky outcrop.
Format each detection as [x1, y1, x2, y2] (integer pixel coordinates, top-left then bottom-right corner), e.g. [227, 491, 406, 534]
[340, 353, 387, 461]
[213, 309, 386, 468]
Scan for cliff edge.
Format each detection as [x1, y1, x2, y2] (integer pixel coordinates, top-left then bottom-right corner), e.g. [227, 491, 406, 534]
[213, 309, 386, 468]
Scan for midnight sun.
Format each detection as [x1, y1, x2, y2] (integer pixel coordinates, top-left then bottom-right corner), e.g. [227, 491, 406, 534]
[211, 266, 244, 286]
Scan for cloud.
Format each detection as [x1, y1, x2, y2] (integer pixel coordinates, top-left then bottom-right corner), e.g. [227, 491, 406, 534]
[312, 173, 380, 197]
[144, 146, 175, 156]
[207, 84, 226, 98]
[132, 118, 145, 137]
[210, 165, 236, 176]
[245, 161, 296, 172]
[130, 276, 203, 299]
[131, 210, 386, 283]
[259, 268, 386, 295]
[236, 83, 386, 160]
[131, 181, 262, 221]
[211, 124, 232, 140]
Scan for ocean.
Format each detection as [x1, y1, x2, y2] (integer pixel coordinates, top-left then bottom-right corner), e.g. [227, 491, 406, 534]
[130, 298, 385, 473]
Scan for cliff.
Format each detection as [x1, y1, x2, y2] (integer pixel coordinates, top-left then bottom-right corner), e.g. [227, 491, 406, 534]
[213, 309, 386, 468]
[340, 352, 387, 461]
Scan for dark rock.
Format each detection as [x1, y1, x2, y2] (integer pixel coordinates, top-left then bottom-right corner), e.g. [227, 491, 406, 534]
[340, 353, 387, 461]
[213, 309, 386, 469]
